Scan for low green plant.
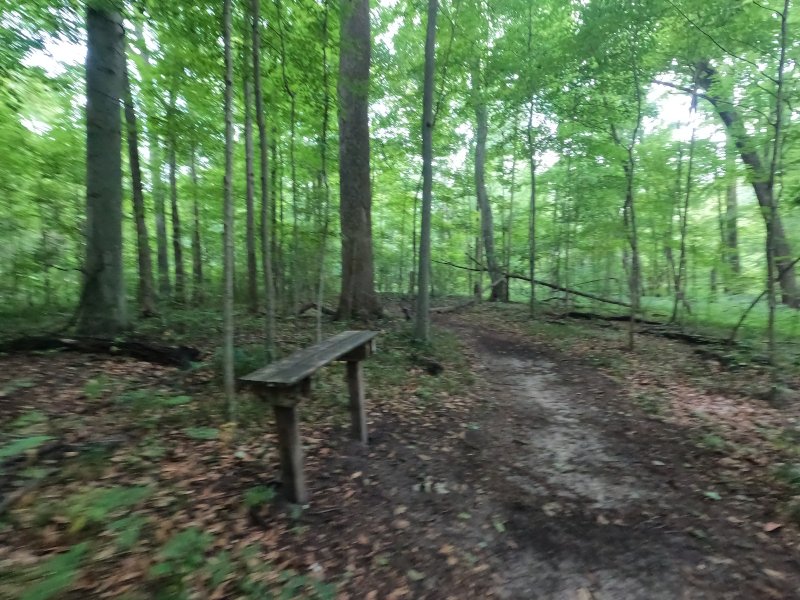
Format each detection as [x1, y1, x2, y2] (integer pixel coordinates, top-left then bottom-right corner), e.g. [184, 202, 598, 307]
[84, 375, 110, 399]
[20, 542, 89, 600]
[773, 463, 800, 490]
[243, 485, 276, 509]
[64, 485, 151, 532]
[184, 427, 218, 440]
[0, 435, 52, 460]
[149, 527, 212, 598]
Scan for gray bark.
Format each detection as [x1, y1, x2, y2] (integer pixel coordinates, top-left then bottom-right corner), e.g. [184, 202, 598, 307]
[414, 0, 437, 341]
[190, 143, 204, 304]
[222, 0, 236, 416]
[78, 6, 127, 336]
[244, 74, 258, 313]
[122, 62, 157, 317]
[168, 131, 185, 304]
[337, 0, 381, 320]
[252, 0, 275, 359]
[471, 62, 504, 302]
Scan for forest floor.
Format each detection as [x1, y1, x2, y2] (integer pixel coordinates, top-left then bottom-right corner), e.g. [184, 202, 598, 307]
[2, 302, 800, 599]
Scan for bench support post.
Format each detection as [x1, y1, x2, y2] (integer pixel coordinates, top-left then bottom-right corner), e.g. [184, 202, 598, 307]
[273, 403, 308, 504]
[346, 361, 368, 444]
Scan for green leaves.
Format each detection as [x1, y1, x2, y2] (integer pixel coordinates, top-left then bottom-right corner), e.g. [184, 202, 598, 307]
[21, 543, 89, 600]
[0, 435, 52, 460]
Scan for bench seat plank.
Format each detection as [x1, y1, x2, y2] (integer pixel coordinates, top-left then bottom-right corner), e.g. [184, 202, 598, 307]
[241, 330, 378, 387]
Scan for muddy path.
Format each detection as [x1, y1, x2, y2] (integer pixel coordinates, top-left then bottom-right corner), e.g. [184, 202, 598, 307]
[438, 314, 800, 599]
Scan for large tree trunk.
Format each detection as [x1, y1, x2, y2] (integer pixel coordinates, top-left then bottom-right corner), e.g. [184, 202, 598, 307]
[190, 143, 204, 304]
[337, 0, 381, 320]
[471, 63, 505, 302]
[697, 61, 798, 308]
[122, 63, 157, 317]
[252, 0, 275, 359]
[243, 74, 259, 313]
[414, 0, 437, 341]
[168, 133, 185, 304]
[78, 6, 127, 336]
[222, 0, 236, 417]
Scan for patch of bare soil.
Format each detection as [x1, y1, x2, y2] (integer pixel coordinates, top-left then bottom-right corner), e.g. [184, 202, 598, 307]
[439, 314, 800, 600]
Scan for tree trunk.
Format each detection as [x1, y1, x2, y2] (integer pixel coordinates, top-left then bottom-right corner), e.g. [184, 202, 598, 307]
[337, 0, 381, 320]
[724, 149, 741, 280]
[243, 73, 259, 313]
[190, 143, 204, 304]
[132, 22, 170, 300]
[168, 133, 185, 305]
[697, 60, 798, 308]
[252, 0, 275, 360]
[527, 106, 537, 318]
[122, 63, 157, 317]
[471, 62, 504, 302]
[315, 0, 333, 343]
[78, 6, 127, 336]
[414, 0, 437, 341]
[222, 0, 236, 418]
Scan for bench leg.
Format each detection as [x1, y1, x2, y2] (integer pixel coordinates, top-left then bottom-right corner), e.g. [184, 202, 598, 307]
[346, 361, 368, 444]
[273, 404, 308, 504]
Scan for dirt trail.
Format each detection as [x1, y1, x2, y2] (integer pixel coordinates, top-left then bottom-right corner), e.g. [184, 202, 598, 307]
[439, 316, 800, 599]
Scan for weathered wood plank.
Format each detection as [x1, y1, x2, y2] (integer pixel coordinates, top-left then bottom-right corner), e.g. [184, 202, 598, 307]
[274, 404, 307, 504]
[241, 330, 378, 387]
[346, 361, 367, 444]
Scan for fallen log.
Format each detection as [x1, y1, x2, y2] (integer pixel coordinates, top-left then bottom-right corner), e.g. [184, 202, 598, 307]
[430, 299, 477, 314]
[433, 260, 631, 309]
[297, 302, 336, 317]
[0, 336, 201, 369]
[560, 311, 664, 326]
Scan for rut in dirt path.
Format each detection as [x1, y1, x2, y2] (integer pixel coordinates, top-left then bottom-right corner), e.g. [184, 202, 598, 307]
[441, 317, 800, 600]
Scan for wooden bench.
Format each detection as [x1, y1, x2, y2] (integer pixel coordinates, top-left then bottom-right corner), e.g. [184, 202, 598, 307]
[240, 330, 379, 504]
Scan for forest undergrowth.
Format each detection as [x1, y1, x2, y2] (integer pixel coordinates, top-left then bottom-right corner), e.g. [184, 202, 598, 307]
[2, 300, 800, 598]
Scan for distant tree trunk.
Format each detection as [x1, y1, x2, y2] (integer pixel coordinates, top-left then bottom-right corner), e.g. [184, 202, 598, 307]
[190, 143, 204, 304]
[122, 63, 157, 317]
[414, 0, 437, 341]
[337, 0, 381, 320]
[527, 105, 537, 318]
[222, 0, 236, 418]
[697, 60, 798, 308]
[252, 0, 275, 360]
[671, 106, 696, 323]
[78, 6, 127, 336]
[132, 21, 169, 299]
[724, 149, 741, 280]
[275, 0, 300, 314]
[243, 73, 259, 313]
[471, 62, 504, 302]
[168, 132, 185, 305]
[315, 0, 332, 343]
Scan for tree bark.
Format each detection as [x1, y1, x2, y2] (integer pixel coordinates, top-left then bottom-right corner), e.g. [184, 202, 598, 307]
[133, 22, 170, 300]
[252, 0, 276, 360]
[168, 130, 185, 304]
[78, 6, 127, 336]
[414, 0, 437, 341]
[190, 143, 204, 304]
[471, 61, 504, 302]
[122, 63, 157, 317]
[222, 0, 236, 417]
[337, 0, 381, 320]
[243, 73, 259, 313]
[724, 149, 740, 278]
[696, 60, 798, 308]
